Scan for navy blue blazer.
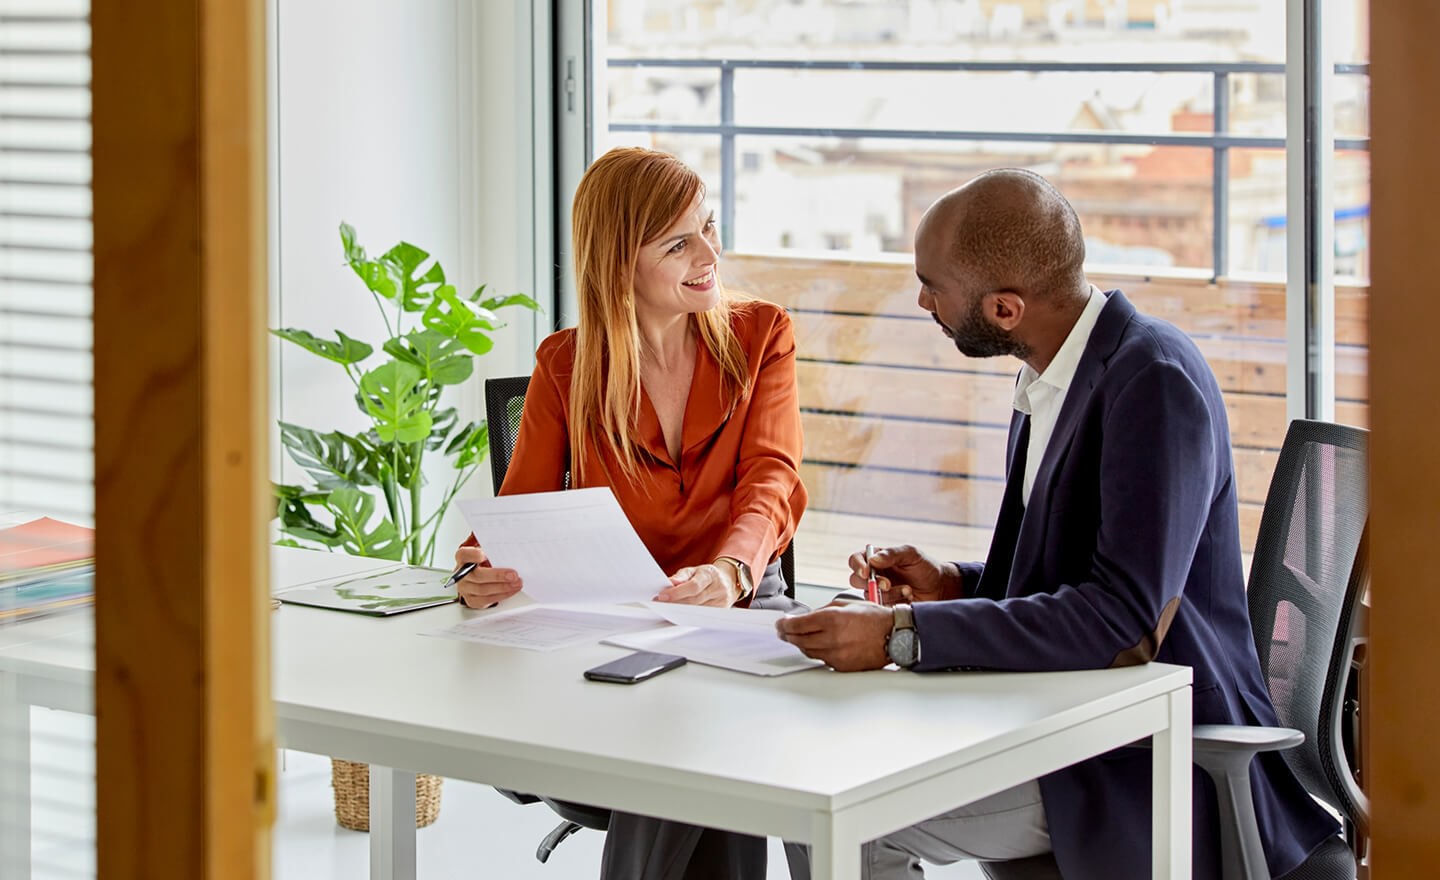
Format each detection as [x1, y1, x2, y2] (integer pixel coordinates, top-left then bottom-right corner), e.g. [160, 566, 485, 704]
[910, 290, 1339, 879]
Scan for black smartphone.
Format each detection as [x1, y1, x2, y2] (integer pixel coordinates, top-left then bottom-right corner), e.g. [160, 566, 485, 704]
[583, 651, 687, 684]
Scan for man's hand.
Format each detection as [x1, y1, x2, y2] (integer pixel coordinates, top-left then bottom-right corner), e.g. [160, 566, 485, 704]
[849, 544, 961, 605]
[656, 564, 737, 606]
[775, 602, 893, 672]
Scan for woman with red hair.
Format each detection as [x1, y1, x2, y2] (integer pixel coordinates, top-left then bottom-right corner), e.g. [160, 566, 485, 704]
[455, 147, 808, 879]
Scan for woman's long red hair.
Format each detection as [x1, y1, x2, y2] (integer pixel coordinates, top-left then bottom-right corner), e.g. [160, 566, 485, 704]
[568, 147, 750, 483]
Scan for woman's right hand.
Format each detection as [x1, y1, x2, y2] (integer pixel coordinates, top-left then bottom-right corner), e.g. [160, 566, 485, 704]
[454, 542, 523, 609]
[847, 544, 960, 605]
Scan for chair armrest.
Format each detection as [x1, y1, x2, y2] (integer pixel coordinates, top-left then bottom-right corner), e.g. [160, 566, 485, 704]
[1193, 724, 1304, 755]
[1125, 724, 1304, 756]
[1187, 725, 1304, 880]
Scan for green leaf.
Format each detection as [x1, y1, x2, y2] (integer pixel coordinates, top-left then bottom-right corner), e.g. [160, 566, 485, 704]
[474, 291, 542, 314]
[273, 482, 331, 508]
[271, 328, 373, 366]
[422, 284, 499, 356]
[274, 482, 306, 501]
[400, 450, 425, 490]
[445, 420, 490, 470]
[351, 426, 415, 489]
[427, 407, 459, 451]
[326, 487, 404, 560]
[357, 361, 433, 443]
[277, 422, 381, 489]
[340, 222, 366, 265]
[360, 425, 427, 490]
[341, 225, 398, 302]
[380, 242, 447, 312]
[273, 483, 344, 547]
[383, 329, 474, 387]
[339, 227, 448, 313]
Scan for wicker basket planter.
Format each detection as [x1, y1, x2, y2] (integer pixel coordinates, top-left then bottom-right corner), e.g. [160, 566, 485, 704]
[331, 758, 442, 831]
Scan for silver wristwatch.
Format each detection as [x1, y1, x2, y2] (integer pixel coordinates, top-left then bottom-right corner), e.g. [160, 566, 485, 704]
[885, 603, 920, 668]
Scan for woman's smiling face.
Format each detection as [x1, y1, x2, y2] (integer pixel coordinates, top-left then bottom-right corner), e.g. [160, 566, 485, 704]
[632, 195, 722, 319]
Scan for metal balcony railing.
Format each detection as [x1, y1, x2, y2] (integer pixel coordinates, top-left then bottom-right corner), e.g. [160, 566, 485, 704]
[608, 59, 1370, 279]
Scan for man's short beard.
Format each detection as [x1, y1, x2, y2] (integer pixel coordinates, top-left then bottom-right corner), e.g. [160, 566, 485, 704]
[937, 303, 1030, 361]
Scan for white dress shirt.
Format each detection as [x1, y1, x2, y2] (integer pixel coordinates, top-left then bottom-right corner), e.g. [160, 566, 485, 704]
[1012, 287, 1108, 506]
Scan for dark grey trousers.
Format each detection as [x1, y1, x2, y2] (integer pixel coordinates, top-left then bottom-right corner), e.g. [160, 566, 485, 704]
[541, 561, 810, 879]
[600, 812, 811, 880]
[598, 560, 809, 879]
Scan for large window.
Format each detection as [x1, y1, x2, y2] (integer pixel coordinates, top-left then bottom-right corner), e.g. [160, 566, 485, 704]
[579, 0, 1369, 587]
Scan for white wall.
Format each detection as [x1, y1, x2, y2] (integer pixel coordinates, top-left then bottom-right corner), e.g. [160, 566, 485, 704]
[269, 0, 542, 562]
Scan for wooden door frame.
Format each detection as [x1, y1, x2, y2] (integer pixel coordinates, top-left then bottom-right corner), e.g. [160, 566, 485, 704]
[1370, 0, 1440, 874]
[91, 0, 272, 877]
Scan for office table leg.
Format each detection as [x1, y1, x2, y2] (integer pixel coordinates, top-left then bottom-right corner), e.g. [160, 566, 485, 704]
[369, 765, 417, 880]
[0, 674, 30, 880]
[807, 814, 861, 880]
[1152, 686, 1193, 879]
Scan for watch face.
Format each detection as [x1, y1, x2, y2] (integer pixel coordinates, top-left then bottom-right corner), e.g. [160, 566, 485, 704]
[887, 628, 919, 668]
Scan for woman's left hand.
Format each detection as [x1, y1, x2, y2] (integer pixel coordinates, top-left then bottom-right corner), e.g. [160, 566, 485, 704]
[656, 564, 738, 606]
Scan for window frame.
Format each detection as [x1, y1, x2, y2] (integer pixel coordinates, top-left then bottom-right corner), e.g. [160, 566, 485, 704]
[547, 0, 1368, 586]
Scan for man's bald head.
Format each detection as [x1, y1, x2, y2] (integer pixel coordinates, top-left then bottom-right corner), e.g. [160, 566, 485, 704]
[918, 169, 1087, 301]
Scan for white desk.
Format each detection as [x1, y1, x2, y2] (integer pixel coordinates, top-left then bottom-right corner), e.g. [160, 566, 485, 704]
[2, 548, 1193, 880]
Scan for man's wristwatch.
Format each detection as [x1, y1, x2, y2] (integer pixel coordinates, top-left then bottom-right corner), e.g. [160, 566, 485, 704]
[885, 604, 920, 669]
[715, 556, 755, 604]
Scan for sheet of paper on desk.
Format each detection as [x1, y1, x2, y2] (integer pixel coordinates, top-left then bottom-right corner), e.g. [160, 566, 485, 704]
[642, 602, 785, 634]
[457, 488, 670, 605]
[604, 626, 823, 677]
[425, 605, 666, 651]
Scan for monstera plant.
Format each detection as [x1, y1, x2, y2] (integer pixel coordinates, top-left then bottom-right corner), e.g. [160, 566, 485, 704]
[272, 222, 540, 566]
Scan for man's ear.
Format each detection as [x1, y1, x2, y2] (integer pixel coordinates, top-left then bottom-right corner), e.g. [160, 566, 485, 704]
[985, 291, 1025, 331]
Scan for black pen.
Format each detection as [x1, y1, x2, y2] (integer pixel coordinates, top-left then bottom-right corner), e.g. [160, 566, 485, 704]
[441, 561, 478, 591]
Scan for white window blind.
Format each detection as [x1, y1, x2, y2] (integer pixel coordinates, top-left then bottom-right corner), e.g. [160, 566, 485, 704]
[0, 0, 92, 525]
[1, 4, 95, 880]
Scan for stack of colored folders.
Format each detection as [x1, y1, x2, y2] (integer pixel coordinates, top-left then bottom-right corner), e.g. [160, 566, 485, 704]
[0, 517, 95, 624]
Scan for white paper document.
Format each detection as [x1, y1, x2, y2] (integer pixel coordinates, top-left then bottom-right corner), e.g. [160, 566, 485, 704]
[426, 605, 665, 652]
[641, 602, 785, 634]
[457, 488, 670, 605]
[604, 626, 824, 677]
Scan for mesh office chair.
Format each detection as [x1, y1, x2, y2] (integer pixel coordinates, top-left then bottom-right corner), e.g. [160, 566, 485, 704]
[983, 419, 1369, 880]
[484, 374, 799, 862]
[485, 374, 542, 496]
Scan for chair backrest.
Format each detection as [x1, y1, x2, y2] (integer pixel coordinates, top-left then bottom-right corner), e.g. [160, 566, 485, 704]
[484, 374, 532, 493]
[483, 375, 797, 598]
[1245, 418, 1368, 834]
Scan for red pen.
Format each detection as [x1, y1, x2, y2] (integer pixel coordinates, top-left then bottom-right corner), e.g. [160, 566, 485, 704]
[864, 543, 880, 603]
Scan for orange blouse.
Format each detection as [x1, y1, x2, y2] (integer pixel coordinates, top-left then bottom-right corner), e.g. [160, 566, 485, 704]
[499, 299, 807, 587]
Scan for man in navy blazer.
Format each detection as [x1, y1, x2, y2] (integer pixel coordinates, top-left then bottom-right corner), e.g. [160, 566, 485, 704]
[778, 170, 1339, 879]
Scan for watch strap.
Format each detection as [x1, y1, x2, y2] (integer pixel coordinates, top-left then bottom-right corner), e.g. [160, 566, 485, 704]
[892, 603, 915, 632]
[715, 556, 754, 604]
[887, 603, 920, 668]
